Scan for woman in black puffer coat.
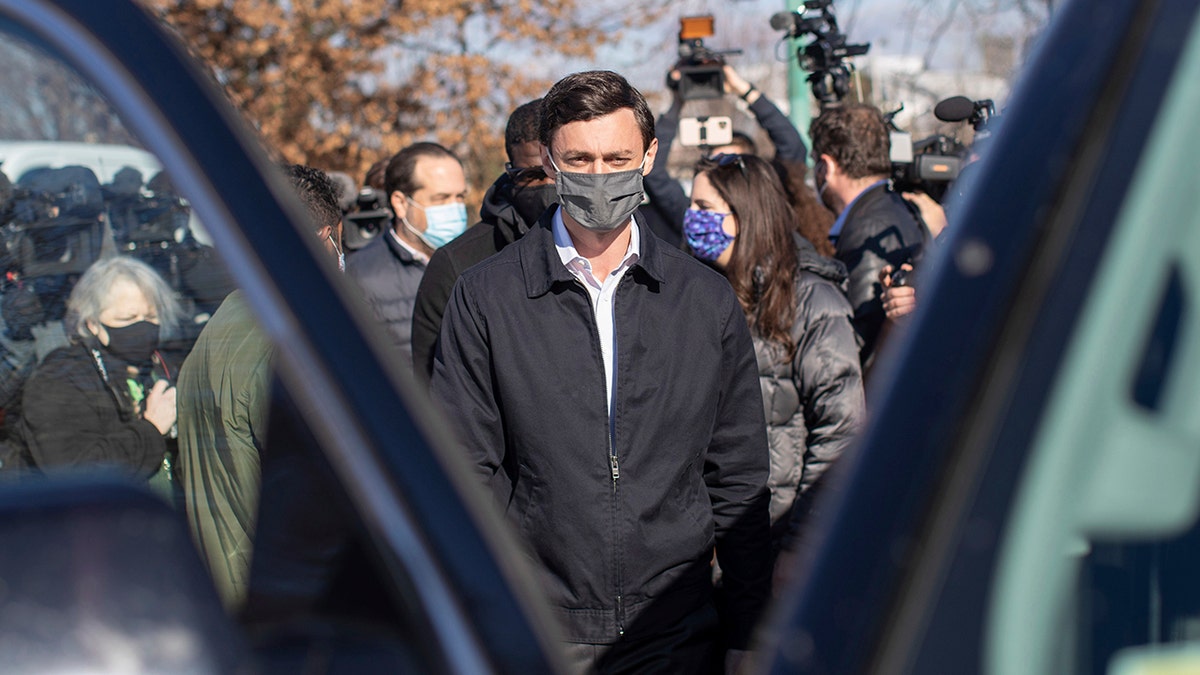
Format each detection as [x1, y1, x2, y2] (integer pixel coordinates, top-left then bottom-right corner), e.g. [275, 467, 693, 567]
[684, 153, 866, 558]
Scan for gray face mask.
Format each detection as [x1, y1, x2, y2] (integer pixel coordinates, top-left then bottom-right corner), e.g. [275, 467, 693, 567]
[549, 154, 647, 232]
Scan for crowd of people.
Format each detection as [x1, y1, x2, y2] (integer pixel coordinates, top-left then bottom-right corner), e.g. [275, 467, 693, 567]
[0, 62, 958, 673]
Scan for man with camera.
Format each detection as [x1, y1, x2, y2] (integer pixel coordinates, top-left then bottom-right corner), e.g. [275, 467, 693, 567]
[644, 62, 808, 245]
[810, 103, 932, 368]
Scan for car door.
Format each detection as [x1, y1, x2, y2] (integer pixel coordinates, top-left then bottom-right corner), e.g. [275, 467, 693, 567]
[0, 1, 561, 672]
[760, 0, 1200, 673]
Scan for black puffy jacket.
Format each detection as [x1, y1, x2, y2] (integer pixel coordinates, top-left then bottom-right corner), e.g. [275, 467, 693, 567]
[345, 229, 426, 368]
[755, 236, 865, 546]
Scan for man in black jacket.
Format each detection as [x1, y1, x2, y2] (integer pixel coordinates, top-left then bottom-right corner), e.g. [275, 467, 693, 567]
[811, 103, 930, 368]
[410, 100, 557, 381]
[431, 70, 771, 674]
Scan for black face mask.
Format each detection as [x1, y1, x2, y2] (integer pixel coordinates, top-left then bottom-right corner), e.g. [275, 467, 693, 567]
[102, 320, 159, 365]
[510, 183, 559, 228]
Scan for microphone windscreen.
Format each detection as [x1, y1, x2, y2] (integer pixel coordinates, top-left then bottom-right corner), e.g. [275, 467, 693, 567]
[770, 11, 795, 31]
[935, 96, 975, 122]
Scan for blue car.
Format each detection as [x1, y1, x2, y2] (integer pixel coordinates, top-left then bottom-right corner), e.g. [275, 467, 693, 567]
[3, 0, 1200, 673]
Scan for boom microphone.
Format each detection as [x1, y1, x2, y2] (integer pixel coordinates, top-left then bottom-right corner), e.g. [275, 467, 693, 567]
[770, 11, 797, 33]
[934, 96, 975, 122]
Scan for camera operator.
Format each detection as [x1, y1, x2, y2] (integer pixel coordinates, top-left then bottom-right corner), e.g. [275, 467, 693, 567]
[810, 103, 932, 369]
[645, 63, 808, 246]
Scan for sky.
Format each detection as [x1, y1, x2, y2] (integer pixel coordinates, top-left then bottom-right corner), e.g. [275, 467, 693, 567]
[596, 0, 1051, 98]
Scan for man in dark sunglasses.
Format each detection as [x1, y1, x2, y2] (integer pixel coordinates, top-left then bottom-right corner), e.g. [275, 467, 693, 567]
[411, 98, 557, 381]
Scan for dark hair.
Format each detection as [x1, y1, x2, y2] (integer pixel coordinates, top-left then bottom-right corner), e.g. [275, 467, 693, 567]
[285, 163, 342, 232]
[726, 131, 758, 156]
[505, 99, 543, 160]
[364, 158, 388, 192]
[383, 142, 461, 201]
[695, 154, 799, 354]
[809, 103, 891, 179]
[538, 71, 655, 153]
[771, 157, 836, 258]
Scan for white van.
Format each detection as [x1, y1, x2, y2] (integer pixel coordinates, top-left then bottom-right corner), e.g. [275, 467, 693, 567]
[0, 140, 161, 184]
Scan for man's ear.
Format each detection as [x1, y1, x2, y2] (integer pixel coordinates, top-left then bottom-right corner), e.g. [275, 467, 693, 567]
[641, 138, 659, 176]
[819, 153, 840, 179]
[389, 191, 408, 220]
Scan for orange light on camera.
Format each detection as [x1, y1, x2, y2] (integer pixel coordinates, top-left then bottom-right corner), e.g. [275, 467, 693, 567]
[680, 15, 715, 40]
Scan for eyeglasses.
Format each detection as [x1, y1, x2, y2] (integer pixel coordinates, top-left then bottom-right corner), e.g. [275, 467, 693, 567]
[504, 162, 548, 184]
[705, 153, 749, 180]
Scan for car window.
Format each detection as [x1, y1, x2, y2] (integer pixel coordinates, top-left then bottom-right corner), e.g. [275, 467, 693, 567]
[0, 19, 459, 673]
[986, 8, 1200, 675]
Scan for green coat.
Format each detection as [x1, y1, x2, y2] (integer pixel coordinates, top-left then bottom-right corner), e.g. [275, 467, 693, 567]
[176, 291, 272, 610]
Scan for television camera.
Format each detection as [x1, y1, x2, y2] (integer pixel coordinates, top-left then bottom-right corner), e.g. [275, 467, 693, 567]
[770, 0, 870, 107]
[886, 104, 964, 202]
[0, 165, 233, 342]
[674, 15, 742, 102]
[889, 96, 1000, 201]
[343, 186, 391, 252]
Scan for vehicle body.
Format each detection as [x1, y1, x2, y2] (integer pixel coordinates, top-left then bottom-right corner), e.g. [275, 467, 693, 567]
[6, 0, 1200, 673]
[759, 0, 1200, 673]
[0, 140, 161, 184]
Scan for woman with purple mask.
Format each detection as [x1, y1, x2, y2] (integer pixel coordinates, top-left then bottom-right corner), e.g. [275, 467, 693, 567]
[684, 153, 866, 558]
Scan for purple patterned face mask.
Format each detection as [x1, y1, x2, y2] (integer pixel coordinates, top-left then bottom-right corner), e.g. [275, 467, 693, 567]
[683, 208, 735, 262]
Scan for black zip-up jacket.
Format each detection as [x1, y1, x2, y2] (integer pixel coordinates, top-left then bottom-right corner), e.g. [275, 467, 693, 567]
[411, 172, 537, 381]
[431, 209, 771, 648]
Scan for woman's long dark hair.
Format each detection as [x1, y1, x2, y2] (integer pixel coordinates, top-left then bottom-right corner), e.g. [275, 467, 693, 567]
[695, 154, 798, 355]
[772, 157, 837, 258]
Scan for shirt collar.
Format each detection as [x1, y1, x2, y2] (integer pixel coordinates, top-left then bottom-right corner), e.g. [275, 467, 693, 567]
[389, 226, 429, 263]
[551, 207, 640, 272]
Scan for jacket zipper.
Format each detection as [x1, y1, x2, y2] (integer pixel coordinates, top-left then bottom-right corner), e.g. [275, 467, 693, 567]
[575, 273, 628, 637]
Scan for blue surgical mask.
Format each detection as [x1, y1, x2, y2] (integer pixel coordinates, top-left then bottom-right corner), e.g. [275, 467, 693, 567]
[408, 199, 468, 249]
[683, 208, 735, 262]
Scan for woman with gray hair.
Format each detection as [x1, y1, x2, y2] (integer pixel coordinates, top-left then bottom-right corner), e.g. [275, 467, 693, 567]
[9, 255, 182, 487]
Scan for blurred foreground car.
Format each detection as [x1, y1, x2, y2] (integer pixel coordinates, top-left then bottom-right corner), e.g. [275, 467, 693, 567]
[759, 0, 1200, 673]
[0, 0, 562, 672]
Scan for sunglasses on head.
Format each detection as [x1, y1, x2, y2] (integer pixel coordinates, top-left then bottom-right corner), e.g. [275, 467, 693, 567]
[705, 153, 749, 180]
[504, 162, 548, 184]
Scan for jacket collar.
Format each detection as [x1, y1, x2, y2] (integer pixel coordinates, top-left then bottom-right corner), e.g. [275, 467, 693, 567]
[521, 206, 666, 298]
[384, 225, 422, 264]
